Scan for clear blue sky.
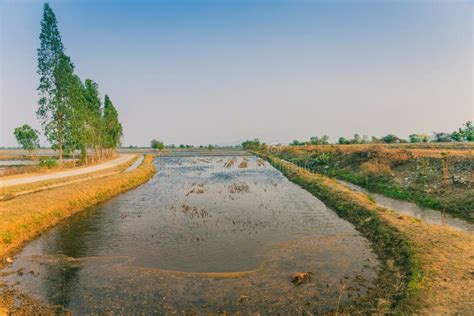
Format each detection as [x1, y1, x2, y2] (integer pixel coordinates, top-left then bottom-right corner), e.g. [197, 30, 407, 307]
[1, 0, 472, 147]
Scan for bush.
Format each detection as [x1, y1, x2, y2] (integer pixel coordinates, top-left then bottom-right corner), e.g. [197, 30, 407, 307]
[39, 157, 57, 169]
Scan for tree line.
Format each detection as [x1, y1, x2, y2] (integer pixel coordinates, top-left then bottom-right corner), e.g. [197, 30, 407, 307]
[14, 3, 123, 166]
[241, 120, 474, 149]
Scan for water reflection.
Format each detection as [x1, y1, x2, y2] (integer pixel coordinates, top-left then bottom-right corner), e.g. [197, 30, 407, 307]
[337, 180, 473, 233]
[2, 157, 380, 313]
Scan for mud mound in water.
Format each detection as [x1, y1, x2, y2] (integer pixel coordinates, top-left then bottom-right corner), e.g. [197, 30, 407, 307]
[228, 182, 250, 193]
[180, 203, 209, 219]
[186, 183, 206, 196]
[238, 160, 248, 168]
[224, 160, 235, 168]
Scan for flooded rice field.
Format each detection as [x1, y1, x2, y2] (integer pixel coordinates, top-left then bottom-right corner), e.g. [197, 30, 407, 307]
[1, 156, 380, 314]
[337, 180, 474, 233]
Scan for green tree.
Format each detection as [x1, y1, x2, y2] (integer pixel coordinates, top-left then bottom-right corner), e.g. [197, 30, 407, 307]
[66, 74, 88, 164]
[450, 131, 463, 142]
[36, 3, 70, 165]
[461, 121, 474, 141]
[433, 132, 451, 142]
[151, 139, 165, 150]
[290, 139, 306, 146]
[409, 134, 420, 143]
[14, 125, 40, 158]
[102, 95, 123, 157]
[338, 137, 350, 145]
[309, 135, 329, 145]
[350, 134, 363, 144]
[241, 139, 262, 150]
[83, 79, 103, 160]
[381, 134, 400, 144]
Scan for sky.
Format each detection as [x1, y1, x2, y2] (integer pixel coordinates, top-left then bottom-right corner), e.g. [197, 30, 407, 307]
[0, 0, 473, 147]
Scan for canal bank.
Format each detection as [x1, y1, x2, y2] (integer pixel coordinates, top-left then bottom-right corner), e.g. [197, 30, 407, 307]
[0, 155, 156, 262]
[258, 152, 473, 314]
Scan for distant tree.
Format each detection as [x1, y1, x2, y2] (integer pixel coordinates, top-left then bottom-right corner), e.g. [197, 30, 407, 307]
[464, 121, 474, 141]
[207, 144, 215, 151]
[408, 134, 420, 143]
[350, 134, 363, 144]
[309, 135, 329, 145]
[433, 132, 451, 142]
[14, 125, 40, 158]
[242, 139, 262, 150]
[381, 134, 400, 144]
[450, 131, 463, 142]
[151, 139, 165, 150]
[371, 136, 382, 144]
[290, 139, 306, 146]
[456, 121, 474, 141]
[338, 137, 350, 145]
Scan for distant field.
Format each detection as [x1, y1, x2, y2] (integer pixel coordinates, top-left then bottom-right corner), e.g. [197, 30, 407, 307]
[0, 147, 249, 159]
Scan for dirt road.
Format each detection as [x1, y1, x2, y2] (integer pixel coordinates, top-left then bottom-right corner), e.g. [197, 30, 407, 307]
[0, 154, 135, 188]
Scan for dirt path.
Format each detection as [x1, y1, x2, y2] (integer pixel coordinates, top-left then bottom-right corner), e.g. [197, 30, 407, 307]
[0, 155, 135, 188]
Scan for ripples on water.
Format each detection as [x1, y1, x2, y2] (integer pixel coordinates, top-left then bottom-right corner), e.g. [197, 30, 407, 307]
[1, 156, 380, 314]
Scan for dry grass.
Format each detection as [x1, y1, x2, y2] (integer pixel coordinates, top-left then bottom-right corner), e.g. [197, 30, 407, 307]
[0, 155, 121, 179]
[279, 144, 474, 159]
[223, 159, 235, 168]
[238, 159, 248, 168]
[0, 155, 138, 200]
[0, 155, 155, 259]
[360, 160, 393, 178]
[263, 155, 473, 314]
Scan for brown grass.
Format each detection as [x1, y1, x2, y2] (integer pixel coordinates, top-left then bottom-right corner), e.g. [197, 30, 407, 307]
[279, 144, 474, 159]
[224, 159, 235, 168]
[0, 155, 155, 259]
[238, 160, 248, 168]
[0, 155, 121, 179]
[360, 160, 393, 178]
[0, 155, 138, 200]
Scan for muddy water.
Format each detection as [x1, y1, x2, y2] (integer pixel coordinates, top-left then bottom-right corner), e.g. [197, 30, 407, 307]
[337, 180, 474, 233]
[1, 157, 380, 314]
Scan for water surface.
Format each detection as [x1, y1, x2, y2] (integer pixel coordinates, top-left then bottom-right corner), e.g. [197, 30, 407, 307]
[337, 180, 473, 233]
[1, 157, 380, 314]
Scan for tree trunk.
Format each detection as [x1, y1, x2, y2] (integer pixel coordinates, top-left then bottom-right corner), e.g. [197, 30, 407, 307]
[58, 112, 63, 166]
[81, 144, 87, 165]
[59, 143, 63, 166]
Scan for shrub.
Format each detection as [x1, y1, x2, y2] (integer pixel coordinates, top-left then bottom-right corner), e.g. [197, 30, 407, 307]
[39, 157, 57, 169]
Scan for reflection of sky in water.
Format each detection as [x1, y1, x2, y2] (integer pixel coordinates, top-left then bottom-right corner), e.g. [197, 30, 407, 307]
[1, 156, 380, 314]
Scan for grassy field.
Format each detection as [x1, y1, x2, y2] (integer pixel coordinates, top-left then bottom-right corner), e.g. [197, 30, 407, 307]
[271, 144, 473, 219]
[258, 152, 473, 314]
